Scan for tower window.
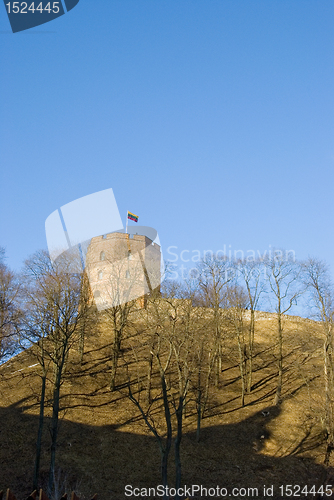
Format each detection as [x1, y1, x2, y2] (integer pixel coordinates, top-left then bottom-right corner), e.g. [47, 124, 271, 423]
[98, 270, 103, 280]
[128, 251, 132, 260]
[125, 270, 130, 279]
[100, 251, 105, 261]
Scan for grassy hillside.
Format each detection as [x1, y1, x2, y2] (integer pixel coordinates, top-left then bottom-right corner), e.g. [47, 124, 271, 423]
[0, 306, 333, 500]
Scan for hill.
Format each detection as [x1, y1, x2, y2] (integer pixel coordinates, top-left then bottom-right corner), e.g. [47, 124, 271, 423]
[0, 304, 333, 500]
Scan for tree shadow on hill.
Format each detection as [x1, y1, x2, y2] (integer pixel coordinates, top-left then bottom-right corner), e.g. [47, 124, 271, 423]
[0, 402, 333, 500]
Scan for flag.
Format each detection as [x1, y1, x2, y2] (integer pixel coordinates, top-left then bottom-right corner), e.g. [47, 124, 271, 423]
[127, 211, 139, 223]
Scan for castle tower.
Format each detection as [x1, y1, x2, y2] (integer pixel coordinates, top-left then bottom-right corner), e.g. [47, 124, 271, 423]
[85, 232, 161, 310]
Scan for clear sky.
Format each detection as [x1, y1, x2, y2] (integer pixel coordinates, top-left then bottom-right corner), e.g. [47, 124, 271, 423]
[1, 1, 334, 281]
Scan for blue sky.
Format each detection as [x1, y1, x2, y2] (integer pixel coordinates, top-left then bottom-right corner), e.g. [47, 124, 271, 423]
[1, 1, 334, 280]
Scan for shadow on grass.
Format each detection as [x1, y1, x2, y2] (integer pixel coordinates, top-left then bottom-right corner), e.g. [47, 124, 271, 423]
[0, 402, 332, 500]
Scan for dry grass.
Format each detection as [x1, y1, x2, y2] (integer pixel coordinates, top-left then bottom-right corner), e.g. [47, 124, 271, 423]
[0, 310, 333, 499]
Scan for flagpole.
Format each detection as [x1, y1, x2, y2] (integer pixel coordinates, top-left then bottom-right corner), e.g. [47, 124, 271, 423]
[125, 211, 128, 234]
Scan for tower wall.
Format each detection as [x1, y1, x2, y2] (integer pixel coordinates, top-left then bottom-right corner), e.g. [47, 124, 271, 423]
[85, 232, 161, 309]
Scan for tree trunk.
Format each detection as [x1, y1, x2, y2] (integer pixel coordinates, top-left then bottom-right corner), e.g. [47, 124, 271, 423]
[33, 373, 46, 491]
[174, 397, 183, 500]
[274, 313, 283, 405]
[79, 327, 85, 364]
[48, 338, 67, 497]
[214, 311, 221, 387]
[160, 374, 172, 500]
[247, 308, 255, 392]
[214, 342, 221, 387]
[110, 330, 121, 391]
[237, 329, 246, 407]
[48, 368, 61, 496]
[146, 351, 153, 405]
[196, 385, 202, 443]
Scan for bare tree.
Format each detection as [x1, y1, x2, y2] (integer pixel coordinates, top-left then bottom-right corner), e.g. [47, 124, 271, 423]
[236, 258, 265, 392]
[20, 287, 52, 491]
[165, 295, 193, 497]
[0, 247, 21, 363]
[126, 326, 173, 500]
[192, 325, 216, 443]
[265, 250, 302, 405]
[104, 300, 136, 392]
[225, 284, 249, 406]
[125, 289, 204, 499]
[196, 255, 233, 386]
[302, 258, 334, 465]
[23, 250, 91, 495]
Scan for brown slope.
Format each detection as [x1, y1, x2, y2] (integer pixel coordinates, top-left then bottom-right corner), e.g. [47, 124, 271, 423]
[0, 311, 332, 499]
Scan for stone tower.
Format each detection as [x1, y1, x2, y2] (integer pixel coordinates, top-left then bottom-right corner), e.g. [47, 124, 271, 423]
[85, 231, 161, 310]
